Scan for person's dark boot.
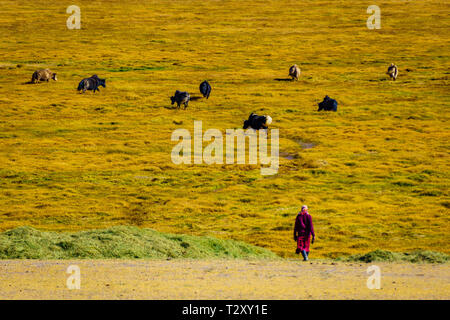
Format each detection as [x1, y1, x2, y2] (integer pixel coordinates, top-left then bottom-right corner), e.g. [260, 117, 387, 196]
[301, 250, 308, 261]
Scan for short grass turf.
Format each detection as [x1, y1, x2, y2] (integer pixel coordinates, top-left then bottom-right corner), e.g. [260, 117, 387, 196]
[0, 0, 448, 258]
[0, 226, 277, 259]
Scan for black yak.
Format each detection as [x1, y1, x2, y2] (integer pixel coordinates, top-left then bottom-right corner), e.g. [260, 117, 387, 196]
[387, 63, 398, 81]
[243, 113, 272, 130]
[318, 96, 338, 111]
[170, 90, 190, 109]
[199, 80, 211, 99]
[289, 64, 301, 81]
[77, 75, 106, 93]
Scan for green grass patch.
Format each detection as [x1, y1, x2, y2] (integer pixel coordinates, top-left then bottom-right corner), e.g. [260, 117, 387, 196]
[339, 249, 449, 264]
[107, 66, 166, 72]
[0, 226, 278, 259]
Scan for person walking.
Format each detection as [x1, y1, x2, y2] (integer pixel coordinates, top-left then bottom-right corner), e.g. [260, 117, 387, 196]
[294, 205, 315, 261]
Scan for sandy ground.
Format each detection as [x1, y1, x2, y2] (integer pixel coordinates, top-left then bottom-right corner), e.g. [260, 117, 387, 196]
[0, 259, 448, 299]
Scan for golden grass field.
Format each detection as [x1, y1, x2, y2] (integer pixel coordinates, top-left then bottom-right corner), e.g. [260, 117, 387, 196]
[0, 0, 448, 258]
[0, 259, 448, 299]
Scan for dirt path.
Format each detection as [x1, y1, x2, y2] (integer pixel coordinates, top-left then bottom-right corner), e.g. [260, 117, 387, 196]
[0, 259, 448, 299]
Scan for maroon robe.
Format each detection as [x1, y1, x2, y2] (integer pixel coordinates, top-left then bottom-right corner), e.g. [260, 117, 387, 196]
[294, 212, 315, 253]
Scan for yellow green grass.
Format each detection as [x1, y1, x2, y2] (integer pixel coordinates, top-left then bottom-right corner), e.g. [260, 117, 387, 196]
[0, 0, 448, 258]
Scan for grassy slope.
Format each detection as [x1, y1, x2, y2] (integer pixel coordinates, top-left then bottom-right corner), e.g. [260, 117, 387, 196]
[0, 226, 277, 259]
[0, 0, 448, 258]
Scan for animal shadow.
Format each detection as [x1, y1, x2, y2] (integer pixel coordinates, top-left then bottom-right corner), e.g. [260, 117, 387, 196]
[189, 95, 202, 101]
[164, 105, 179, 110]
[274, 78, 294, 82]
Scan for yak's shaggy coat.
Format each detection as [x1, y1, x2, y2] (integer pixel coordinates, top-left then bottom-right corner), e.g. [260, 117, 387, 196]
[31, 69, 57, 83]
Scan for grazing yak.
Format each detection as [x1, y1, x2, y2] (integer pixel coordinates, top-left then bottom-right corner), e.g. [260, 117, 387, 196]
[31, 69, 57, 83]
[171, 90, 190, 109]
[387, 63, 398, 81]
[289, 64, 301, 81]
[199, 80, 211, 99]
[243, 113, 272, 130]
[77, 75, 106, 93]
[318, 95, 338, 111]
